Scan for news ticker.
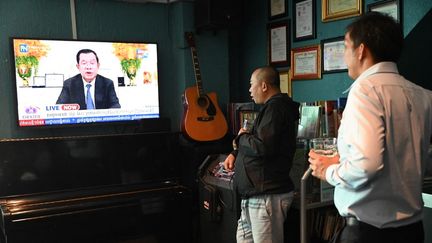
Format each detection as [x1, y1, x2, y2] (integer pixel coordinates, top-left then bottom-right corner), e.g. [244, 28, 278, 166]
[19, 114, 159, 126]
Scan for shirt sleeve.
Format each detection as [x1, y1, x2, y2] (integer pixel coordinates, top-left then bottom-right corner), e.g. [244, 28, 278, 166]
[326, 81, 386, 189]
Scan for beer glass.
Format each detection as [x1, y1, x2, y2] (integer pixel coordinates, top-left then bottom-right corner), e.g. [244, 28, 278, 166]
[310, 137, 337, 157]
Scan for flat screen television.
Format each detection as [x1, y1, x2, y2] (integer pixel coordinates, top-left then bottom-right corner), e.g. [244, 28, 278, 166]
[11, 38, 160, 127]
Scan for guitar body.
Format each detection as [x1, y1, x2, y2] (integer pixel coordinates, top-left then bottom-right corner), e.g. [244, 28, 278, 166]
[182, 86, 228, 142]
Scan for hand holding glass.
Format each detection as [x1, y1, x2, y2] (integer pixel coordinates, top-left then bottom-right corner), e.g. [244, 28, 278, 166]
[305, 138, 337, 176]
[238, 119, 252, 134]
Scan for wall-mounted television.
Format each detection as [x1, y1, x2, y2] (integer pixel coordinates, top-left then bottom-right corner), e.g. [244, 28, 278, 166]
[11, 38, 159, 127]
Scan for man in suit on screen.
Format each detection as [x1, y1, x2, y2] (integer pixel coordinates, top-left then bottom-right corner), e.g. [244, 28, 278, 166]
[56, 49, 121, 110]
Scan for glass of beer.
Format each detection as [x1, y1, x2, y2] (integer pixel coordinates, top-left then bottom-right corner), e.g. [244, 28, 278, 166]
[310, 137, 337, 157]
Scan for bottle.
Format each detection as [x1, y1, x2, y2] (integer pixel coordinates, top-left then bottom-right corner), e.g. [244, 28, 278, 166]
[242, 119, 249, 131]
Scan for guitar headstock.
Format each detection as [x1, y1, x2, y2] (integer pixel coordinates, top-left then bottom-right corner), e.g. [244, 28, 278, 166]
[185, 32, 195, 48]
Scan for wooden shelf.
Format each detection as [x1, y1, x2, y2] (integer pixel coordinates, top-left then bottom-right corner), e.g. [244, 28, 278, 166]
[305, 200, 334, 210]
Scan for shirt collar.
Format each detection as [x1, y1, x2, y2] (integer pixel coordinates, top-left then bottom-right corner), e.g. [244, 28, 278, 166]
[81, 76, 96, 86]
[342, 62, 399, 94]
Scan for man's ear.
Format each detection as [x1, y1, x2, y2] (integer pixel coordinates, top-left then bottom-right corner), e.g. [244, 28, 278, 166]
[261, 81, 268, 92]
[357, 43, 365, 61]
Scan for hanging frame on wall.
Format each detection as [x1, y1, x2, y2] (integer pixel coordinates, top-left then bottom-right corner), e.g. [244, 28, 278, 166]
[321, 36, 348, 74]
[291, 44, 321, 80]
[322, 0, 363, 22]
[269, 0, 288, 20]
[367, 0, 402, 24]
[293, 0, 316, 42]
[268, 20, 291, 67]
[279, 69, 292, 97]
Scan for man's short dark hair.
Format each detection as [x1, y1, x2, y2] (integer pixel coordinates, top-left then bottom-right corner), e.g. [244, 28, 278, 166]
[257, 66, 280, 88]
[76, 49, 99, 64]
[346, 11, 403, 63]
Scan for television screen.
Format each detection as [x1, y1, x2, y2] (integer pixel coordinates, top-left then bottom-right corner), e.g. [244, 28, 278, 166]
[12, 38, 160, 127]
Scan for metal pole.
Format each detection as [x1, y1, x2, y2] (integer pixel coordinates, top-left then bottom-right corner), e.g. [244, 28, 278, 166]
[301, 167, 312, 243]
[70, 0, 77, 40]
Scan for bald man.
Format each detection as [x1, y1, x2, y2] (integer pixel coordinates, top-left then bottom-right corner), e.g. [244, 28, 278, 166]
[224, 66, 300, 242]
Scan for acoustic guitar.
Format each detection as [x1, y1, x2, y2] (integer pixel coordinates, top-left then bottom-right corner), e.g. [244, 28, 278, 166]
[181, 32, 228, 142]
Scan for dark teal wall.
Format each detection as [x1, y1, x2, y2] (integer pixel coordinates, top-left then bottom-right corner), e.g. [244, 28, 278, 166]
[238, 0, 432, 103]
[1, 0, 430, 139]
[0, 0, 230, 139]
[0, 0, 71, 138]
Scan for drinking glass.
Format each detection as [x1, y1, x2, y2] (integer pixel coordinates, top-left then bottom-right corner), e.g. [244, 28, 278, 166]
[242, 119, 252, 132]
[310, 137, 337, 157]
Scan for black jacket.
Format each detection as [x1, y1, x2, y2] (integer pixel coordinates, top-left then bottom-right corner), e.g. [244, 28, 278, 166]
[233, 93, 300, 198]
[56, 74, 121, 110]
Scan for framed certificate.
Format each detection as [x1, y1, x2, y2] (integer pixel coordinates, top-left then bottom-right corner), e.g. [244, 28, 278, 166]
[321, 36, 347, 74]
[269, 0, 287, 20]
[293, 0, 316, 42]
[268, 21, 291, 67]
[322, 0, 363, 22]
[279, 69, 292, 97]
[367, 0, 401, 24]
[291, 45, 321, 80]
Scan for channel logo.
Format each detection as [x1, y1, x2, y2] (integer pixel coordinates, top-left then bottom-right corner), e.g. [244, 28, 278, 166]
[24, 106, 40, 114]
[19, 44, 29, 53]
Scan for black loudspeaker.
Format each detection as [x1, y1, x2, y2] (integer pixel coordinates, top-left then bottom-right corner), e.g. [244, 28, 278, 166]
[195, 0, 242, 31]
[198, 154, 240, 243]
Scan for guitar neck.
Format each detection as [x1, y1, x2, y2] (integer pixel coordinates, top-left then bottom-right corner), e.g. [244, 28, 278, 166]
[190, 46, 205, 97]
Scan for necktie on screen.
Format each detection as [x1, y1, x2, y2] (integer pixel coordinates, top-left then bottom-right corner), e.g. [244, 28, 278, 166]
[86, 83, 95, 109]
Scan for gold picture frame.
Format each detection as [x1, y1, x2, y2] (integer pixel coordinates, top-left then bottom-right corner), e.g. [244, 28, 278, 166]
[291, 45, 321, 80]
[322, 0, 363, 22]
[279, 69, 292, 97]
[269, 0, 287, 20]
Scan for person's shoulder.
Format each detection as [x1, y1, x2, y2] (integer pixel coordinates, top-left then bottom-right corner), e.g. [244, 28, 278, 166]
[267, 93, 300, 113]
[63, 74, 81, 84]
[96, 74, 114, 83]
[269, 93, 298, 106]
[405, 79, 432, 98]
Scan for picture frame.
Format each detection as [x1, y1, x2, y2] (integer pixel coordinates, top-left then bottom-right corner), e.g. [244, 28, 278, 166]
[45, 73, 64, 87]
[239, 110, 259, 131]
[293, 0, 316, 42]
[291, 45, 321, 80]
[321, 36, 347, 74]
[32, 76, 46, 87]
[279, 69, 292, 97]
[322, 0, 363, 22]
[268, 20, 291, 67]
[269, 0, 287, 20]
[367, 0, 401, 24]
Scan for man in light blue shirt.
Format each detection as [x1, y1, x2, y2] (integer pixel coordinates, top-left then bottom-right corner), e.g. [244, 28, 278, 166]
[308, 12, 432, 243]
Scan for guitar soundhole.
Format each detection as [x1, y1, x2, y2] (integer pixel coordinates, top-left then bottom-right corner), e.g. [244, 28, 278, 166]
[197, 96, 208, 108]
